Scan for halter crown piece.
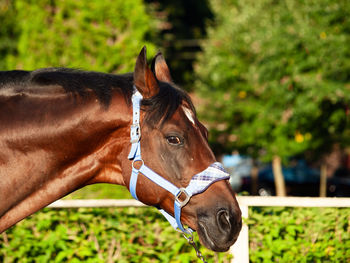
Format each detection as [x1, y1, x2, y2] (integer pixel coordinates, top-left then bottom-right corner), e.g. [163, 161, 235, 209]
[128, 86, 230, 234]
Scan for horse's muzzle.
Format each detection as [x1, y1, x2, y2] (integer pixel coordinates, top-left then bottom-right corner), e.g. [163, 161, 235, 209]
[197, 206, 242, 252]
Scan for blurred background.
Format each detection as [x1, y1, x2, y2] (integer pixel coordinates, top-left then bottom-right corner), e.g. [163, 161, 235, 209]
[1, 0, 349, 197]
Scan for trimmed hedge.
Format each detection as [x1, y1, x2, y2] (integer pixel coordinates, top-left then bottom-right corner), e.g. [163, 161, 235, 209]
[1, 206, 349, 262]
[248, 207, 350, 263]
[0, 207, 231, 263]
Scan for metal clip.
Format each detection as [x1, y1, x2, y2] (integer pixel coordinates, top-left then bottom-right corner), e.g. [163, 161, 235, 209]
[182, 232, 208, 263]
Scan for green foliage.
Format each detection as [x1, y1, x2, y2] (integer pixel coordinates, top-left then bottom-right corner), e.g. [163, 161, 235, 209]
[248, 207, 350, 262]
[4, 0, 157, 72]
[64, 184, 132, 200]
[0, 208, 231, 263]
[145, 0, 213, 90]
[0, 1, 18, 69]
[1, 207, 348, 262]
[195, 0, 350, 161]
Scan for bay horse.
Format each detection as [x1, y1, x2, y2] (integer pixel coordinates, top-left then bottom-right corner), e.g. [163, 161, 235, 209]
[0, 47, 242, 252]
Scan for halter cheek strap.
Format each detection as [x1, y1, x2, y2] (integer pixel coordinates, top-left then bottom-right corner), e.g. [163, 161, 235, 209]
[128, 87, 230, 234]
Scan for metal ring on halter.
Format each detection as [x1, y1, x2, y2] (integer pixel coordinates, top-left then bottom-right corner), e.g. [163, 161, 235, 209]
[175, 188, 191, 207]
[132, 159, 144, 170]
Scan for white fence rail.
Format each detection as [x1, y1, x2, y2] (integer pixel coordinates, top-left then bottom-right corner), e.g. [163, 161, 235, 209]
[48, 197, 350, 263]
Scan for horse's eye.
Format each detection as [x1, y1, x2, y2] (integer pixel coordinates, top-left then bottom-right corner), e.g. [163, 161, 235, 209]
[166, 135, 183, 146]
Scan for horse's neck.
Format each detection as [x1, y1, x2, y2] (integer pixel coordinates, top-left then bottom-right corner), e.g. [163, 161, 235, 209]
[1, 85, 130, 145]
[0, 88, 131, 224]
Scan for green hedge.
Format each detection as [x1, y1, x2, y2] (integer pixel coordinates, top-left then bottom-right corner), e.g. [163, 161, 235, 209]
[1, 206, 349, 262]
[4, 0, 157, 72]
[248, 207, 350, 263]
[0, 208, 231, 263]
[0, 2, 18, 70]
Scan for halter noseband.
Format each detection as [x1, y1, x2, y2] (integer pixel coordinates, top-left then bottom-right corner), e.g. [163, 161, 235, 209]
[127, 87, 230, 234]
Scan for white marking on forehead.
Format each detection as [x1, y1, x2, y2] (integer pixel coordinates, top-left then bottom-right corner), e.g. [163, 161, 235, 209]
[182, 106, 195, 125]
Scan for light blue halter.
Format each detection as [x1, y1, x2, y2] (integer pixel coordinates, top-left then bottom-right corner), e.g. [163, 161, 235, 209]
[128, 87, 230, 234]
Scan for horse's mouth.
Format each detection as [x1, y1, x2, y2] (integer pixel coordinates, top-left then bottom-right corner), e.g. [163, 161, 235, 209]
[197, 222, 237, 252]
[196, 216, 242, 252]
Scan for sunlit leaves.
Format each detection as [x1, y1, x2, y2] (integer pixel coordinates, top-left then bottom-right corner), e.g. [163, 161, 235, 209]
[248, 207, 350, 262]
[195, 0, 350, 161]
[0, 208, 231, 262]
[3, 0, 157, 72]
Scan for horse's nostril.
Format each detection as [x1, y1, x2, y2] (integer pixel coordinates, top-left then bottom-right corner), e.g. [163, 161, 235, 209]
[217, 209, 231, 232]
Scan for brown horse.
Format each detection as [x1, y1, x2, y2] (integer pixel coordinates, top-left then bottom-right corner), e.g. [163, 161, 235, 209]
[0, 47, 241, 252]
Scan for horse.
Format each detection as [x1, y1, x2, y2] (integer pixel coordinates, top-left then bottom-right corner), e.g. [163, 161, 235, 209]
[0, 47, 242, 253]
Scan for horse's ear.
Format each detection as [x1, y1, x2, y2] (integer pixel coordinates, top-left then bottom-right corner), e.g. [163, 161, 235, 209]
[134, 46, 159, 98]
[151, 51, 173, 83]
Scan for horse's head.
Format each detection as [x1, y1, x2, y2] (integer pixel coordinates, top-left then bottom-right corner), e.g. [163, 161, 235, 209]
[122, 47, 242, 252]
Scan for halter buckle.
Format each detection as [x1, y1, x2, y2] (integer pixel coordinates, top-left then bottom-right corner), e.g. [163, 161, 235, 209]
[175, 188, 191, 207]
[130, 124, 141, 143]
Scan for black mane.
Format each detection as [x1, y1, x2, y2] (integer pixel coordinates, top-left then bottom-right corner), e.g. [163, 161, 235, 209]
[0, 68, 195, 125]
[31, 68, 134, 107]
[0, 70, 31, 86]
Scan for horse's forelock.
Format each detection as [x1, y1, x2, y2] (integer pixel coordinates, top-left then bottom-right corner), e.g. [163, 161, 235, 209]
[141, 82, 195, 127]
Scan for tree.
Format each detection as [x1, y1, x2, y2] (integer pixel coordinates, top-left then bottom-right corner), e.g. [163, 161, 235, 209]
[195, 0, 350, 195]
[145, 0, 214, 91]
[0, 1, 18, 70]
[4, 0, 157, 73]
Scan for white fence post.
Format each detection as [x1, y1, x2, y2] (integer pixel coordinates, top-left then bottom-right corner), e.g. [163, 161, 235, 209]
[230, 202, 249, 263]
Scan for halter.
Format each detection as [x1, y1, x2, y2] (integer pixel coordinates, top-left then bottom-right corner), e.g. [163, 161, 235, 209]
[127, 87, 230, 234]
